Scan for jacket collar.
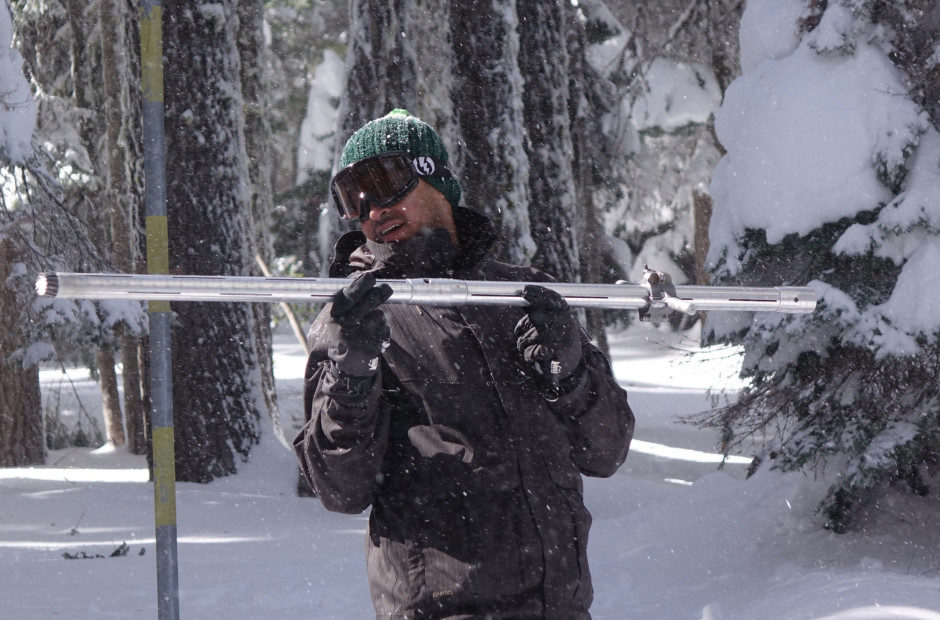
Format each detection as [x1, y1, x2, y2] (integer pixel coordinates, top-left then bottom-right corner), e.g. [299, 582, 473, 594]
[328, 207, 497, 278]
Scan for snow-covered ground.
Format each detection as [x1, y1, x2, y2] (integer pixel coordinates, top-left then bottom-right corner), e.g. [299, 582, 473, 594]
[2, 326, 938, 619]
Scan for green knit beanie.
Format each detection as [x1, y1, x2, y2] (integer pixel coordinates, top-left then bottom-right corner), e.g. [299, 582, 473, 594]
[339, 109, 462, 210]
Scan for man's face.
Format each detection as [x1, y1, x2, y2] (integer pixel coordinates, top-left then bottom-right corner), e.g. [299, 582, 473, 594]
[360, 179, 457, 244]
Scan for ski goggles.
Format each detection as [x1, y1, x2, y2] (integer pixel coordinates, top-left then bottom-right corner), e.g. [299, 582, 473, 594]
[330, 150, 453, 221]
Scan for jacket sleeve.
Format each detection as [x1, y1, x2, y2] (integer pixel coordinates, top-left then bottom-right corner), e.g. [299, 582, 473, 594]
[520, 268, 635, 477]
[548, 334, 635, 478]
[292, 309, 390, 514]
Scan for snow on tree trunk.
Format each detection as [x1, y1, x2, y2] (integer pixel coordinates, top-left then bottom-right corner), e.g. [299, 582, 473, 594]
[700, 0, 940, 531]
[336, 0, 420, 146]
[97, 347, 126, 446]
[238, 0, 283, 447]
[449, 0, 534, 264]
[165, 0, 262, 482]
[100, 0, 148, 453]
[406, 0, 458, 156]
[125, 4, 151, 457]
[517, 0, 579, 281]
[566, 2, 608, 352]
[318, 0, 421, 271]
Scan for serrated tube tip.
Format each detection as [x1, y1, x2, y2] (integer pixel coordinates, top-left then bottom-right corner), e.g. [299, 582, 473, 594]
[36, 272, 58, 297]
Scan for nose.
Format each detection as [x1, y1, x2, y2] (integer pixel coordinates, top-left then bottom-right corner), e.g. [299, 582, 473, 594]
[366, 201, 393, 221]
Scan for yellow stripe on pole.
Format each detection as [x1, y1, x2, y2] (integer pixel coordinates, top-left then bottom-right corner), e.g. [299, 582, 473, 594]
[140, 6, 164, 103]
[146, 215, 169, 273]
[153, 426, 177, 527]
[146, 215, 171, 312]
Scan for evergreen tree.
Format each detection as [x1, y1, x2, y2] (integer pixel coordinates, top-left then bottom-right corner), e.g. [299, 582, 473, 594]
[700, 0, 939, 531]
[566, 0, 614, 351]
[0, 0, 43, 467]
[267, 0, 347, 194]
[11, 0, 151, 452]
[1, 0, 109, 463]
[164, 0, 263, 481]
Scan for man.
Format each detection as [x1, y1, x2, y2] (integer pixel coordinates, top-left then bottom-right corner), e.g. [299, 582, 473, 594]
[294, 109, 634, 619]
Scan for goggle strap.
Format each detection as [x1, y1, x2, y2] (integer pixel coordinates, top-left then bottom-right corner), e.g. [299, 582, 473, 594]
[410, 156, 453, 179]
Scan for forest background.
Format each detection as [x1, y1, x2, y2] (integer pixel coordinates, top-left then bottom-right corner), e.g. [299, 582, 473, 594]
[0, 0, 937, 533]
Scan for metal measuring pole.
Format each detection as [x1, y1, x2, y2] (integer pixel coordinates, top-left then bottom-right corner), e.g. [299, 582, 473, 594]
[36, 272, 818, 315]
[140, 2, 179, 617]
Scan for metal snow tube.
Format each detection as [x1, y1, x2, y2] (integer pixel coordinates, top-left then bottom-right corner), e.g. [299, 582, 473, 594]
[36, 272, 818, 315]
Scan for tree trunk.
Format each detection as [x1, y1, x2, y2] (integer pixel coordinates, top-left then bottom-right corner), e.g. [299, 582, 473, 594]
[137, 334, 153, 473]
[165, 0, 262, 482]
[567, 7, 608, 354]
[0, 363, 43, 467]
[518, 0, 579, 281]
[97, 348, 126, 446]
[128, 2, 151, 458]
[407, 1, 457, 143]
[120, 331, 147, 453]
[0, 239, 44, 466]
[449, 0, 534, 264]
[101, 0, 148, 452]
[693, 190, 713, 286]
[238, 0, 283, 445]
[65, 0, 90, 121]
[337, 0, 420, 143]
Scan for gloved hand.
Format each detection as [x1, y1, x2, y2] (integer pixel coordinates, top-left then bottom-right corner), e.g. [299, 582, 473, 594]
[326, 272, 393, 376]
[514, 285, 583, 386]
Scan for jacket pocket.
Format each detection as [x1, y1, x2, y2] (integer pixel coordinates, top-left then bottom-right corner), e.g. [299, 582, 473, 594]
[407, 424, 474, 464]
[548, 463, 584, 493]
[413, 484, 545, 611]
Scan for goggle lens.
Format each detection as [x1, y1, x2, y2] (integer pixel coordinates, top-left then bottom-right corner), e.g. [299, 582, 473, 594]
[331, 152, 417, 221]
[330, 151, 451, 221]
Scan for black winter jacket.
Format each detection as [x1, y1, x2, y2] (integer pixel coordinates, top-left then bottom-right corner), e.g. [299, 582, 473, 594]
[294, 208, 634, 619]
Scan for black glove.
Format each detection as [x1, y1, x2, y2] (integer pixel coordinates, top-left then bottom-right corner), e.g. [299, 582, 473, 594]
[514, 285, 583, 385]
[326, 272, 393, 376]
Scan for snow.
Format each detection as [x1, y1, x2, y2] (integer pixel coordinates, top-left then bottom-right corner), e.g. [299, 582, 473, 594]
[738, 0, 806, 73]
[876, 239, 940, 337]
[296, 49, 346, 182]
[581, 0, 628, 78]
[0, 0, 36, 163]
[709, 40, 923, 254]
[98, 300, 147, 333]
[631, 58, 721, 133]
[710, 0, 940, 365]
[3, 327, 938, 618]
[833, 127, 940, 341]
[17, 341, 55, 367]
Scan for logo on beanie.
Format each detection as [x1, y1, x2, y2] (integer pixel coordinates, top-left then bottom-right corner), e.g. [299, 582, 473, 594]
[413, 157, 436, 176]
